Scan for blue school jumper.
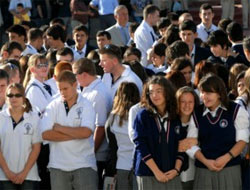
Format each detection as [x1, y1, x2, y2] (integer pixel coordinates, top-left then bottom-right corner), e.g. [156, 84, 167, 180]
[192, 102, 241, 168]
[133, 109, 187, 176]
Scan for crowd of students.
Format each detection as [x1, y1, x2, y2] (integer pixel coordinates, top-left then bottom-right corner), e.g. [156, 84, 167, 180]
[0, 1, 249, 190]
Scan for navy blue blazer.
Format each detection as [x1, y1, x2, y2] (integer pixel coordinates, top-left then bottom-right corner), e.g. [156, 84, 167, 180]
[133, 109, 187, 176]
[194, 46, 212, 66]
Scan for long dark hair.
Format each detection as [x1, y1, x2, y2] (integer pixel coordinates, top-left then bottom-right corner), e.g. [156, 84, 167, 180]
[112, 82, 140, 126]
[6, 83, 32, 113]
[141, 76, 177, 120]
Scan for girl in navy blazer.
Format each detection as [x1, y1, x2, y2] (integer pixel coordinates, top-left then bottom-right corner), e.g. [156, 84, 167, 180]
[133, 76, 187, 189]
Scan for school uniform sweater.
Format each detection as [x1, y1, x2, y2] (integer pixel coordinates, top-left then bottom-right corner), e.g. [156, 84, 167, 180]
[192, 102, 241, 168]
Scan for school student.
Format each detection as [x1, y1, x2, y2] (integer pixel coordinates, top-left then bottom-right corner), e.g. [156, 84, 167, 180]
[235, 68, 250, 190]
[187, 74, 249, 190]
[0, 83, 41, 190]
[133, 76, 187, 189]
[176, 86, 200, 190]
[24, 54, 53, 113]
[105, 82, 140, 189]
[39, 71, 98, 190]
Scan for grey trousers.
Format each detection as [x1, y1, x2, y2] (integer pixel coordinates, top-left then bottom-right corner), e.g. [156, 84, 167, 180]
[50, 167, 98, 190]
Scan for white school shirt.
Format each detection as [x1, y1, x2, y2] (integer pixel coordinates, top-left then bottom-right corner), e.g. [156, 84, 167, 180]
[0, 109, 41, 181]
[82, 78, 112, 161]
[186, 104, 250, 159]
[22, 44, 38, 56]
[73, 44, 87, 61]
[110, 115, 134, 170]
[26, 78, 53, 113]
[134, 20, 157, 67]
[128, 103, 143, 143]
[197, 22, 218, 42]
[102, 65, 143, 99]
[180, 122, 195, 182]
[39, 93, 97, 171]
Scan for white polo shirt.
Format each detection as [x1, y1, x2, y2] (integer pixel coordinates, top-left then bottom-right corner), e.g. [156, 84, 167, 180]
[39, 93, 97, 171]
[110, 115, 134, 170]
[0, 109, 41, 181]
[82, 78, 112, 161]
[22, 44, 38, 56]
[102, 65, 143, 99]
[26, 78, 53, 113]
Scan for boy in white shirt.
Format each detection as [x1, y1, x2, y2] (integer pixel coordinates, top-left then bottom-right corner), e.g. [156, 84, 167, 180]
[39, 70, 97, 190]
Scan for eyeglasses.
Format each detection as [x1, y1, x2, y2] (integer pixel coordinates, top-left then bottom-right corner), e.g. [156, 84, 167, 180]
[36, 62, 48, 68]
[6, 93, 22, 98]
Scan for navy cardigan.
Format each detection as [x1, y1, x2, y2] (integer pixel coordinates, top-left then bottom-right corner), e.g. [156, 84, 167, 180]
[133, 108, 187, 176]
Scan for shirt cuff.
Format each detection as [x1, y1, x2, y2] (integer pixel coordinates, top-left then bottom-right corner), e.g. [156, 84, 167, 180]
[186, 146, 200, 159]
[236, 129, 250, 143]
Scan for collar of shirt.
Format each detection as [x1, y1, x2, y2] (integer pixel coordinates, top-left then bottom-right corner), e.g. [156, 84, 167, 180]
[116, 22, 129, 29]
[74, 44, 87, 56]
[29, 77, 45, 89]
[232, 42, 243, 47]
[202, 104, 227, 117]
[60, 91, 81, 105]
[82, 78, 101, 93]
[27, 44, 37, 52]
[153, 108, 168, 120]
[200, 22, 217, 33]
[3, 108, 30, 119]
[142, 20, 155, 34]
[190, 44, 196, 63]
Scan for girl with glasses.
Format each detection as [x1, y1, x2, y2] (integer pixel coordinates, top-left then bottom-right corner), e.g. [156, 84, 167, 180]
[23, 54, 52, 114]
[0, 83, 41, 190]
[133, 76, 187, 189]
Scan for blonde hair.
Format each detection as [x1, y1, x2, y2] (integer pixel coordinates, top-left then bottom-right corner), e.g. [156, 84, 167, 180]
[23, 54, 47, 88]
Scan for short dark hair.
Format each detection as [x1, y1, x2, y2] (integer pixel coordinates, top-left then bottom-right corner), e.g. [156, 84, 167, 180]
[17, 3, 24, 8]
[165, 40, 189, 64]
[123, 47, 141, 61]
[7, 24, 26, 38]
[50, 18, 65, 27]
[198, 73, 229, 108]
[226, 22, 243, 42]
[207, 30, 229, 49]
[152, 43, 167, 57]
[96, 30, 111, 40]
[28, 28, 43, 41]
[179, 20, 197, 33]
[243, 36, 250, 51]
[0, 69, 9, 84]
[200, 3, 213, 13]
[46, 25, 66, 42]
[73, 24, 89, 36]
[171, 57, 193, 71]
[1, 41, 23, 55]
[56, 47, 74, 59]
[143, 4, 160, 19]
[99, 44, 122, 62]
[218, 18, 232, 32]
[73, 58, 96, 76]
[157, 17, 171, 30]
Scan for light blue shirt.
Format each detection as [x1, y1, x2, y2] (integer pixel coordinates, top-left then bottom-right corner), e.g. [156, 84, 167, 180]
[90, 0, 118, 15]
[117, 23, 130, 44]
